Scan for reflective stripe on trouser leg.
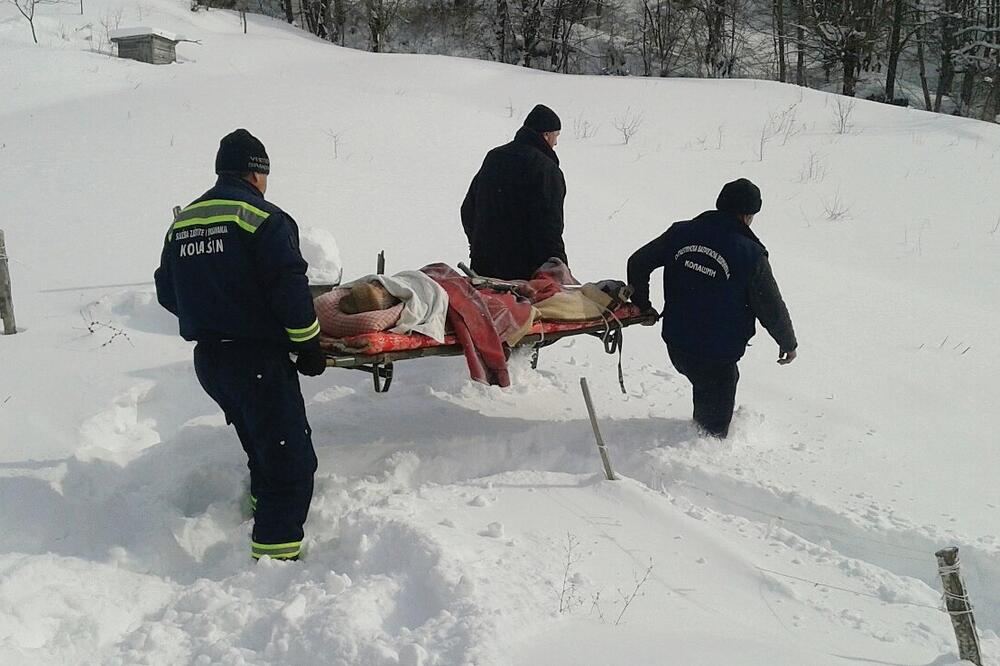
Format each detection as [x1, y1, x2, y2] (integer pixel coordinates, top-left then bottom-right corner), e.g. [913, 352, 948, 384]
[252, 540, 301, 560]
[195, 344, 317, 555]
[241, 352, 317, 550]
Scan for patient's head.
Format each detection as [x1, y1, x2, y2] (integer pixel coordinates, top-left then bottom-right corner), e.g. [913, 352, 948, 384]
[340, 281, 400, 314]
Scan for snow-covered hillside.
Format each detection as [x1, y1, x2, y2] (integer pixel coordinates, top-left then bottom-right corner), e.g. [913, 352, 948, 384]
[0, 2, 998, 664]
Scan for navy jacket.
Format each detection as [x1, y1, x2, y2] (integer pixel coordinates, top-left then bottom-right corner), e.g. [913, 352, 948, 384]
[461, 127, 567, 280]
[154, 176, 320, 349]
[627, 210, 796, 363]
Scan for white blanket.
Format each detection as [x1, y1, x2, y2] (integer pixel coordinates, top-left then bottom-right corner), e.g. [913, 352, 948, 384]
[342, 271, 449, 342]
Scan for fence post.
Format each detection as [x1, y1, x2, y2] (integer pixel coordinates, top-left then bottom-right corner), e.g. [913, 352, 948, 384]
[0, 230, 16, 335]
[936, 547, 982, 666]
[580, 377, 616, 481]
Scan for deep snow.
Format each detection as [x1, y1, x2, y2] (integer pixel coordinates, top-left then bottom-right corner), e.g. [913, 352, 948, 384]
[0, 2, 998, 664]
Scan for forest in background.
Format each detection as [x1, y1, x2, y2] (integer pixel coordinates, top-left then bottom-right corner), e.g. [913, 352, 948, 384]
[191, 0, 1000, 121]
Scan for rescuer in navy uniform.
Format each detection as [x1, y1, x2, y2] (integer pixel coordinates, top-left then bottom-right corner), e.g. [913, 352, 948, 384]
[155, 129, 326, 561]
[627, 179, 797, 438]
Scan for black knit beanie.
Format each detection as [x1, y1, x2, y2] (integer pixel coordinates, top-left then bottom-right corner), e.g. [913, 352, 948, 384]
[523, 104, 561, 133]
[716, 178, 762, 215]
[215, 129, 270, 175]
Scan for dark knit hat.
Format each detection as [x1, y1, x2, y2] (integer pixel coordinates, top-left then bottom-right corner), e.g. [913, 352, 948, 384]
[716, 178, 762, 215]
[215, 129, 270, 175]
[523, 104, 561, 133]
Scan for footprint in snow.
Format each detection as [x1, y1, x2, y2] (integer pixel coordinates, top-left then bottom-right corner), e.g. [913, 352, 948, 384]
[478, 522, 505, 538]
[399, 643, 430, 666]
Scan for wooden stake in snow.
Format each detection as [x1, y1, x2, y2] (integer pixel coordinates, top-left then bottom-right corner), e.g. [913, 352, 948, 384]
[935, 547, 982, 666]
[0, 230, 16, 335]
[580, 377, 616, 481]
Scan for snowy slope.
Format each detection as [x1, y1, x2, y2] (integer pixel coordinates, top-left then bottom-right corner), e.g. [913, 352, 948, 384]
[0, 2, 998, 664]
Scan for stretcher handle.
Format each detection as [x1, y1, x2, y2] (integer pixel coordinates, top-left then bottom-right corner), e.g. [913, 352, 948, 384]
[457, 262, 479, 279]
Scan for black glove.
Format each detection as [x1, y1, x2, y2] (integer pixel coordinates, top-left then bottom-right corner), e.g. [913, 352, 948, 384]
[295, 344, 327, 377]
[639, 307, 660, 325]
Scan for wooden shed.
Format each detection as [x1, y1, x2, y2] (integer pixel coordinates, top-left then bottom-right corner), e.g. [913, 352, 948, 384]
[109, 28, 180, 65]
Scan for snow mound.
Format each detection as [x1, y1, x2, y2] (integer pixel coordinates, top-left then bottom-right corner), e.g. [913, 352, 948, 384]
[300, 226, 344, 286]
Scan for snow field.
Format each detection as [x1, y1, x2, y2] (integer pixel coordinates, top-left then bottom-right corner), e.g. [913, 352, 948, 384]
[1, 0, 998, 664]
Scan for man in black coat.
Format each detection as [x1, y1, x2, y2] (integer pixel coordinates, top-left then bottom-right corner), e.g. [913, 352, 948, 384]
[627, 179, 797, 438]
[155, 129, 326, 561]
[461, 104, 567, 280]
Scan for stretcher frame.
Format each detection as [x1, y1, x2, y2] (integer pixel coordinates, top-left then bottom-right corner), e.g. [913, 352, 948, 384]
[322, 311, 656, 393]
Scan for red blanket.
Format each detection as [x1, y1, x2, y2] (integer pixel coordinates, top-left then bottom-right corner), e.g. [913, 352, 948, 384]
[421, 263, 534, 387]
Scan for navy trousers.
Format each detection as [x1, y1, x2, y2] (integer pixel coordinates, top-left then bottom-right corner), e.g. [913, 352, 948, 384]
[194, 341, 317, 559]
[667, 345, 740, 438]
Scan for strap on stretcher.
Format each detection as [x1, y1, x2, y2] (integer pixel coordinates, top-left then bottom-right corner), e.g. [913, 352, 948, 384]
[529, 313, 628, 394]
[370, 361, 394, 393]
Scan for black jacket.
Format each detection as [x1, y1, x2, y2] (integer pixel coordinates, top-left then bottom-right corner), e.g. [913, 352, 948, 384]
[154, 176, 320, 350]
[461, 127, 567, 280]
[627, 210, 797, 363]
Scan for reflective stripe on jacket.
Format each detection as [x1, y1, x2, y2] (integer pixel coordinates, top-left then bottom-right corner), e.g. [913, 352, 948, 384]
[154, 176, 319, 349]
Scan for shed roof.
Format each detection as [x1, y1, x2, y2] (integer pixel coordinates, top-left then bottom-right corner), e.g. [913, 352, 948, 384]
[109, 27, 181, 42]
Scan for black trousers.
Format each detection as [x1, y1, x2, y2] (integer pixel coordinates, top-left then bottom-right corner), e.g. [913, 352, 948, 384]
[194, 341, 317, 558]
[667, 345, 740, 438]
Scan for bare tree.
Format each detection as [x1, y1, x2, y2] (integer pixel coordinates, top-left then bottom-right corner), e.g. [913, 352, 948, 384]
[689, 0, 749, 77]
[572, 113, 600, 138]
[702, 0, 730, 75]
[878, 0, 935, 103]
[831, 96, 856, 132]
[613, 106, 644, 143]
[614, 561, 654, 626]
[364, 0, 399, 52]
[8, 0, 58, 44]
[99, 5, 124, 51]
[331, 0, 346, 44]
[807, 0, 891, 96]
[933, 0, 963, 110]
[882, 0, 906, 99]
[954, 0, 982, 113]
[519, 0, 546, 67]
[792, 0, 808, 84]
[947, 0, 1000, 117]
[557, 533, 584, 613]
[301, 0, 332, 39]
[921, 0, 1000, 117]
[915, 16, 934, 108]
[597, 0, 631, 74]
[822, 187, 851, 219]
[756, 103, 799, 159]
[640, 0, 693, 76]
[773, 0, 789, 81]
[547, 0, 589, 72]
[497, 0, 513, 62]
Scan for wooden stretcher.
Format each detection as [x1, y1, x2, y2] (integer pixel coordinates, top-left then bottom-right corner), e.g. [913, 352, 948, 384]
[320, 305, 656, 393]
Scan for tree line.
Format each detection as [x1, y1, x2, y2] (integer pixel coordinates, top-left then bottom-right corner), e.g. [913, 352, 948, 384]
[201, 0, 1000, 121]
